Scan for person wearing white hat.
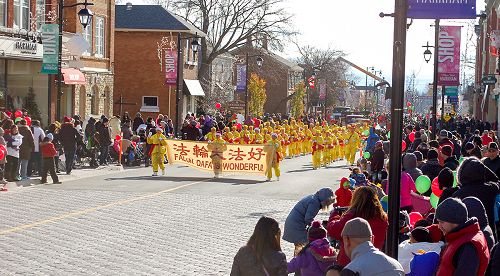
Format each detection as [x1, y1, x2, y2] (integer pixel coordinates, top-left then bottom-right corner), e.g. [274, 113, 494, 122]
[147, 127, 167, 176]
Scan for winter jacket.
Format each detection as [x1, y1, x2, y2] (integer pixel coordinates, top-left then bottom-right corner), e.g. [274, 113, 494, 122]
[342, 241, 404, 275]
[18, 125, 34, 160]
[421, 159, 442, 182]
[230, 246, 287, 276]
[5, 133, 23, 158]
[32, 126, 45, 152]
[403, 153, 423, 182]
[407, 251, 440, 276]
[443, 156, 459, 171]
[437, 187, 460, 206]
[41, 142, 57, 158]
[436, 218, 490, 276]
[370, 148, 385, 171]
[365, 128, 379, 153]
[287, 239, 335, 276]
[327, 211, 388, 266]
[482, 134, 493, 146]
[463, 196, 496, 250]
[283, 189, 334, 244]
[96, 123, 111, 146]
[483, 156, 500, 178]
[398, 240, 443, 274]
[121, 125, 132, 140]
[486, 242, 500, 276]
[385, 172, 415, 208]
[335, 186, 352, 207]
[132, 117, 144, 133]
[59, 123, 81, 151]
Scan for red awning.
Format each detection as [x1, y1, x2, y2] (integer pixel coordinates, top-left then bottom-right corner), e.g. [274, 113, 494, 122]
[61, 68, 86, 85]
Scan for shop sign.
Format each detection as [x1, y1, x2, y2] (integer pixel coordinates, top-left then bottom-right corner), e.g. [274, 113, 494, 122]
[14, 41, 37, 55]
[437, 26, 461, 86]
[407, 0, 476, 19]
[41, 24, 59, 74]
[164, 49, 177, 85]
[227, 100, 246, 109]
[444, 86, 459, 96]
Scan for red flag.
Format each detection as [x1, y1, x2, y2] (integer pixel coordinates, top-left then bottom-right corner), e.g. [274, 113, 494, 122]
[308, 76, 316, 89]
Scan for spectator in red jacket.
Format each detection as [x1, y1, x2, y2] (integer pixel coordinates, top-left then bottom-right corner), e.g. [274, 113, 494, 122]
[335, 177, 352, 207]
[40, 134, 61, 184]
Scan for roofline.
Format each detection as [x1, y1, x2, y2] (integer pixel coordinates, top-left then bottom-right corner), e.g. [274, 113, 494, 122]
[115, 28, 205, 37]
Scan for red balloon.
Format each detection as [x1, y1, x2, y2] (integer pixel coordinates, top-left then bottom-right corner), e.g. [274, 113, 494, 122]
[407, 101, 412, 107]
[409, 132, 415, 143]
[24, 116, 32, 126]
[14, 110, 22, 118]
[0, 147, 5, 160]
[432, 177, 443, 197]
[402, 140, 407, 151]
[115, 135, 121, 140]
[409, 212, 423, 228]
[215, 102, 221, 109]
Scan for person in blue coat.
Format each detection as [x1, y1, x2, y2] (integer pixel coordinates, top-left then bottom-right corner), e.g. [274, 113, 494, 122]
[283, 187, 336, 255]
[365, 127, 380, 154]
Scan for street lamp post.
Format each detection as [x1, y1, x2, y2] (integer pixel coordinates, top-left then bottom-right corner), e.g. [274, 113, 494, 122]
[244, 53, 263, 118]
[422, 20, 440, 139]
[174, 35, 200, 136]
[56, 0, 93, 121]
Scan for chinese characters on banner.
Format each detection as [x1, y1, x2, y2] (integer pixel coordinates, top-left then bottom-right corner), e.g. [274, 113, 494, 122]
[164, 49, 177, 85]
[164, 140, 273, 175]
[438, 26, 461, 87]
[236, 64, 247, 92]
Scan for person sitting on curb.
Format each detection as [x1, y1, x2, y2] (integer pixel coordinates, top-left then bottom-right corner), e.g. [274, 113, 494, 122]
[340, 217, 404, 275]
[435, 198, 490, 275]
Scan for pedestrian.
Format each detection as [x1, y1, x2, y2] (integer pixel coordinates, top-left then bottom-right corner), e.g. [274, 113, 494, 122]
[266, 133, 282, 181]
[287, 220, 336, 275]
[147, 127, 167, 176]
[340, 217, 404, 275]
[365, 127, 379, 154]
[230, 216, 287, 276]
[440, 145, 459, 170]
[97, 117, 111, 165]
[47, 123, 62, 173]
[121, 123, 132, 140]
[435, 198, 490, 275]
[17, 119, 34, 180]
[421, 149, 443, 183]
[40, 134, 61, 184]
[486, 242, 500, 276]
[463, 196, 496, 250]
[4, 125, 22, 182]
[59, 117, 81, 175]
[207, 132, 226, 178]
[402, 153, 422, 182]
[453, 157, 500, 237]
[0, 127, 7, 185]
[483, 142, 500, 178]
[437, 167, 459, 206]
[335, 177, 353, 208]
[30, 120, 45, 176]
[327, 186, 388, 266]
[369, 141, 385, 184]
[283, 187, 336, 255]
[398, 226, 443, 274]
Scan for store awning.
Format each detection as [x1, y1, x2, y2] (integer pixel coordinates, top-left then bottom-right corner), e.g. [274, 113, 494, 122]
[184, 79, 205, 96]
[481, 85, 490, 112]
[62, 68, 86, 85]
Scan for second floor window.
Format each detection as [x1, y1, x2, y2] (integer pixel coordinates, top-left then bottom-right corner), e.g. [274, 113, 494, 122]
[82, 22, 92, 56]
[14, 0, 29, 30]
[36, 0, 45, 30]
[95, 17, 104, 58]
[0, 0, 6, 27]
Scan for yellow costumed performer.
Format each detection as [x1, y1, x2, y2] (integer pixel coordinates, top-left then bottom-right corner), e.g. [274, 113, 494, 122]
[345, 125, 361, 166]
[207, 133, 227, 178]
[312, 133, 324, 169]
[147, 127, 168, 176]
[266, 133, 282, 181]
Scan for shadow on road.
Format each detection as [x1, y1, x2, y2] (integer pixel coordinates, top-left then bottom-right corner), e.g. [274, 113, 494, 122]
[104, 175, 266, 185]
[236, 210, 284, 219]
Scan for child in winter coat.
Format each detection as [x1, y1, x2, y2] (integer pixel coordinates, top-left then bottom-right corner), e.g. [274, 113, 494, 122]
[335, 177, 352, 207]
[4, 125, 23, 182]
[40, 134, 61, 184]
[398, 226, 443, 274]
[287, 221, 336, 276]
[349, 167, 367, 187]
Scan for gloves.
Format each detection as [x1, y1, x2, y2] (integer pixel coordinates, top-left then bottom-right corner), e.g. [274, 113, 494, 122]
[148, 132, 153, 138]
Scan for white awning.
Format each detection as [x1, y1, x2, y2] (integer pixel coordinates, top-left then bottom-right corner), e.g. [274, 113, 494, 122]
[184, 79, 205, 96]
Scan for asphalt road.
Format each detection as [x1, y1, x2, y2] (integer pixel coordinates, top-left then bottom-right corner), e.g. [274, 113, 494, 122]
[0, 155, 350, 275]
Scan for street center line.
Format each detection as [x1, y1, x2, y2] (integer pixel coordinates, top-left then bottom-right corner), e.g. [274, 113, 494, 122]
[0, 178, 213, 236]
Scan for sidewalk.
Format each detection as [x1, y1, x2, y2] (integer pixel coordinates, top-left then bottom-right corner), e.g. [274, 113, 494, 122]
[1, 164, 134, 192]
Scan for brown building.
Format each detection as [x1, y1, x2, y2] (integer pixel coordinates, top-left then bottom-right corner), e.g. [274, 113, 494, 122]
[0, 0, 114, 124]
[231, 45, 303, 115]
[114, 3, 205, 130]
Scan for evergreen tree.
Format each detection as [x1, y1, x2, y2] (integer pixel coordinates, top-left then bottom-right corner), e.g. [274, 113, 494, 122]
[23, 87, 41, 121]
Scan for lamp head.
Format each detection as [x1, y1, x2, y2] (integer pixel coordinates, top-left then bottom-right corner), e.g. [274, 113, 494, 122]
[191, 38, 200, 54]
[256, 56, 263, 68]
[423, 49, 432, 63]
[78, 8, 93, 29]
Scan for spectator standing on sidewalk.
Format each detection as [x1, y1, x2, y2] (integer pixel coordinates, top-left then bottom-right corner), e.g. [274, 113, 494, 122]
[435, 198, 490, 275]
[230, 216, 287, 276]
[96, 117, 111, 165]
[4, 125, 22, 182]
[40, 134, 61, 184]
[59, 117, 81, 175]
[46, 123, 62, 173]
[17, 119, 34, 180]
[29, 120, 45, 177]
[340, 217, 404, 275]
[483, 142, 500, 178]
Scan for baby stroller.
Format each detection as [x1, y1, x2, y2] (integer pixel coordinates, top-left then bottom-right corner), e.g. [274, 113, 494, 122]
[124, 140, 144, 166]
[76, 133, 99, 168]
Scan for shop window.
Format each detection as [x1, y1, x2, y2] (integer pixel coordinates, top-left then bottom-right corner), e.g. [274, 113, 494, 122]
[82, 21, 92, 56]
[0, 0, 6, 27]
[140, 96, 159, 112]
[14, 0, 29, 30]
[95, 16, 105, 58]
[36, 0, 45, 30]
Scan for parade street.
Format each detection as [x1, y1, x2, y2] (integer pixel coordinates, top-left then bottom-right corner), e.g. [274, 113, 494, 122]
[0, 155, 349, 275]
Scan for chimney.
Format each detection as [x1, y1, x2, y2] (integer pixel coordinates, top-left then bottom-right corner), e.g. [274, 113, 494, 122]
[126, 2, 133, 10]
[262, 36, 268, 50]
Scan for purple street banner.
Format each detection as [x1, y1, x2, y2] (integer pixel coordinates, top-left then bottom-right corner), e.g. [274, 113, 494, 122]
[319, 80, 326, 100]
[236, 64, 247, 92]
[164, 49, 177, 85]
[438, 26, 461, 86]
[408, 0, 476, 19]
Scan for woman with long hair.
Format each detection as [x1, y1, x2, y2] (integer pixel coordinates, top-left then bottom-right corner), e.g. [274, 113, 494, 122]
[231, 216, 287, 276]
[326, 186, 388, 266]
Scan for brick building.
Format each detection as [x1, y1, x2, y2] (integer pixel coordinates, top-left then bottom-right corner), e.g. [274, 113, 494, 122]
[114, 4, 205, 129]
[0, 0, 114, 125]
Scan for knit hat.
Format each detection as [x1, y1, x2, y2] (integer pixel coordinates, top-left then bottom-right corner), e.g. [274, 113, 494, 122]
[309, 238, 335, 257]
[102, 117, 109, 123]
[316, 187, 334, 202]
[457, 157, 487, 185]
[63, 116, 71, 123]
[341, 217, 373, 238]
[465, 142, 475, 151]
[340, 177, 350, 187]
[440, 145, 453, 157]
[488, 142, 499, 150]
[46, 133, 54, 141]
[435, 198, 468, 225]
[463, 196, 489, 228]
[426, 224, 443, 243]
[439, 130, 448, 137]
[438, 167, 454, 189]
[411, 226, 432, 243]
[414, 151, 423, 162]
[427, 149, 438, 160]
[308, 221, 327, 241]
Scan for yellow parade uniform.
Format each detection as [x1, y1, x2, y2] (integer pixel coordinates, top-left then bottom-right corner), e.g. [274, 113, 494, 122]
[324, 134, 333, 166]
[312, 134, 324, 169]
[205, 127, 217, 142]
[207, 136, 227, 178]
[147, 132, 168, 175]
[266, 136, 282, 181]
[345, 125, 361, 165]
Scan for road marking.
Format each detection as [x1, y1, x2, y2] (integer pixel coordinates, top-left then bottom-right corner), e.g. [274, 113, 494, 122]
[0, 178, 212, 236]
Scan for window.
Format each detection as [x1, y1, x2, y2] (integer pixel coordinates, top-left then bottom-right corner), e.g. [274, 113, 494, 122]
[82, 21, 92, 56]
[95, 16, 104, 58]
[14, 0, 29, 29]
[36, 0, 45, 30]
[0, 0, 6, 26]
[141, 96, 159, 112]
